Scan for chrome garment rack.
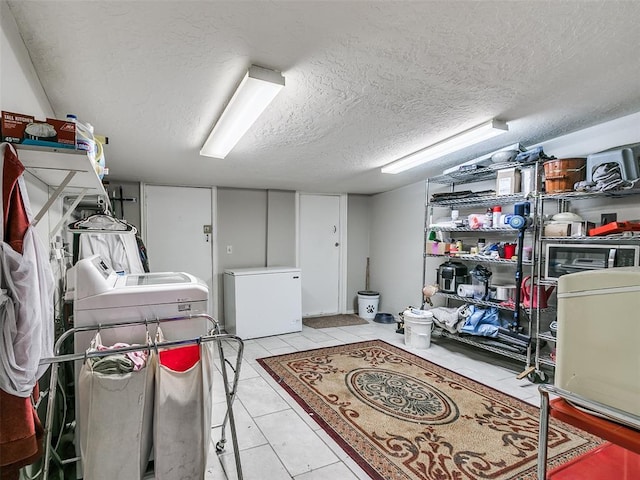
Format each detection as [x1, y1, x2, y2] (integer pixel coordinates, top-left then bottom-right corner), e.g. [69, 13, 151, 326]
[38, 314, 244, 480]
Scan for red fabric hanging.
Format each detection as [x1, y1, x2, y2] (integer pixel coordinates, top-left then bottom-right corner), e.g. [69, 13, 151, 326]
[0, 144, 43, 479]
[2, 144, 28, 254]
[159, 344, 201, 372]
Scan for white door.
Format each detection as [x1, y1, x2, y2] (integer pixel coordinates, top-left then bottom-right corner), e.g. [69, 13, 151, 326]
[299, 194, 342, 316]
[143, 185, 214, 314]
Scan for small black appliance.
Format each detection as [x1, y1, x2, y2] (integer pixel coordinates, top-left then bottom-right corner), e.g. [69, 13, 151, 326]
[437, 261, 469, 293]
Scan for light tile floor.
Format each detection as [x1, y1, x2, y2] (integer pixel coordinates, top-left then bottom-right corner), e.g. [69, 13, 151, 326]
[205, 321, 550, 479]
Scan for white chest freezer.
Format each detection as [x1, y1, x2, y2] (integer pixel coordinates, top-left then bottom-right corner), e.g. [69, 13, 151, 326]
[224, 267, 302, 339]
[555, 266, 640, 416]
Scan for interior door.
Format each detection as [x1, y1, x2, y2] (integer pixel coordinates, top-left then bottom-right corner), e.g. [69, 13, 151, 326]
[143, 185, 214, 314]
[299, 194, 341, 316]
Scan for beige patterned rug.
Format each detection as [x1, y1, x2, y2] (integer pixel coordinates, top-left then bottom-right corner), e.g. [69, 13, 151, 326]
[302, 314, 368, 329]
[258, 340, 603, 480]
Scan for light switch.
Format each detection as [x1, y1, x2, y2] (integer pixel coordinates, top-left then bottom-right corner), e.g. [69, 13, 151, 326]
[226, 245, 233, 254]
[203, 225, 212, 234]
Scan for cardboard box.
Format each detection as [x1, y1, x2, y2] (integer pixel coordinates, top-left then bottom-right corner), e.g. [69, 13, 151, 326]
[496, 167, 521, 195]
[427, 241, 450, 255]
[45, 117, 76, 146]
[1, 110, 75, 148]
[1, 111, 34, 143]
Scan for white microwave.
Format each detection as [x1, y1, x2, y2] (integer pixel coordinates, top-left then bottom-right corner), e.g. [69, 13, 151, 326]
[545, 243, 640, 280]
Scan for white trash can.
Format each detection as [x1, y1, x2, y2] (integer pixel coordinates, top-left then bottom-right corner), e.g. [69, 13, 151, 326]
[403, 309, 434, 349]
[357, 290, 380, 320]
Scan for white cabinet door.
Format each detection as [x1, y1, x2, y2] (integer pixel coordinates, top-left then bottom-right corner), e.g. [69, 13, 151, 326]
[143, 185, 214, 315]
[299, 194, 341, 316]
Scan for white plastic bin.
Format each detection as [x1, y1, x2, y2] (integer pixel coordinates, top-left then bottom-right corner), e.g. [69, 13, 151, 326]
[357, 290, 379, 320]
[403, 309, 434, 349]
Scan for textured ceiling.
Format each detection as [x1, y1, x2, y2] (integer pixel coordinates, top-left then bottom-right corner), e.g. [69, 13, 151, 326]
[7, 1, 640, 194]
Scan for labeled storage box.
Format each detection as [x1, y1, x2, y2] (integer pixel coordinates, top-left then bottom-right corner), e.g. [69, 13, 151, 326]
[426, 241, 450, 255]
[1, 110, 76, 148]
[496, 168, 521, 195]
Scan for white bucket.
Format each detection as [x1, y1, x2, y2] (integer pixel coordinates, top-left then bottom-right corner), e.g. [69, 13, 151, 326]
[357, 290, 380, 320]
[403, 309, 434, 349]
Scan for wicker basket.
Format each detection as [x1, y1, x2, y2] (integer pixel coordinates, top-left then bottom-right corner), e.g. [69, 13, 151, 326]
[543, 158, 586, 193]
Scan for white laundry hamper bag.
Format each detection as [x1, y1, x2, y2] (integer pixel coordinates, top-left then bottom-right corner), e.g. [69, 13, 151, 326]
[78, 333, 154, 480]
[153, 328, 213, 480]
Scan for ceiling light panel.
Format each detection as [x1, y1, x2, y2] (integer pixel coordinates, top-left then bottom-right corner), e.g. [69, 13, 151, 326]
[381, 119, 508, 174]
[200, 65, 285, 159]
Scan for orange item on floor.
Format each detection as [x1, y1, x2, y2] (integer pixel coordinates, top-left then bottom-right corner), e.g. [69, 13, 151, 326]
[546, 398, 640, 479]
[548, 442, 640, 480]
[159, 344, 201, 372]
[549, 398, 640, 454]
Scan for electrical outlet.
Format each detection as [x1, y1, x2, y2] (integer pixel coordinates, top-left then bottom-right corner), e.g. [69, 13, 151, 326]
[226, 245, 233, 254]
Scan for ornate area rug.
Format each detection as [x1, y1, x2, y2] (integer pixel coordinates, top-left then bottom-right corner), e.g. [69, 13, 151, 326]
[302, 314, 368, 329]
[257, 340, 604, 480]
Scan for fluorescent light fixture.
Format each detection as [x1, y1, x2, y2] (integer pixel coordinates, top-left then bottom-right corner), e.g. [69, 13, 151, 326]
[381, 119, 508, 174]
[200, 65, 285, 158]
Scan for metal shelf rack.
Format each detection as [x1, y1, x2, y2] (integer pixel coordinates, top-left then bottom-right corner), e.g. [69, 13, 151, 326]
[426, 253, 533, 266]
[434, 327, 529, 363]
[429, 226, 523, 233]
[430, 192, 528, 207]
[428, 161, 536, 185]
[423, 160, 542, 380]
[434, 292, 517, 311]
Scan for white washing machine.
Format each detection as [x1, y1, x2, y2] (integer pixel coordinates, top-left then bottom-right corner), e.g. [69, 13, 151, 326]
[68, 255, 210, 478]
[71, 255, 210, 349]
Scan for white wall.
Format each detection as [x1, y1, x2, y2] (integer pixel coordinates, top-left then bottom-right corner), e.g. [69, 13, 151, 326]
[266, 189, 296, 267]
[346, 194, 371, 312]
[1, 0, 58, 242]
[369, 182, 425, 317]
[1, 1, 52, 118]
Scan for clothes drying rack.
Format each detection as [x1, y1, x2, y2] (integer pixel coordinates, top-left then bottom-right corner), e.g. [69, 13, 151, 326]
[37, 313, 244, 480]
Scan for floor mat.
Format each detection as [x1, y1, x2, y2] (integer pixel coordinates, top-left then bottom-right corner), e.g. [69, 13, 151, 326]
[302, 314, 368, 329]
[258, 340, 604, 480]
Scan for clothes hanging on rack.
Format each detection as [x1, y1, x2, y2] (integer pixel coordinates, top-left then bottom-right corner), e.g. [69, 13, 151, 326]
[0, 143, 55, 479]
[78, 232, 145, 274]
[68, 212, 145, 274]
